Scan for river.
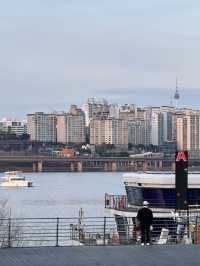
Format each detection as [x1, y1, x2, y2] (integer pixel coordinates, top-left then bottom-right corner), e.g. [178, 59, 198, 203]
[0, 172, 125, 218]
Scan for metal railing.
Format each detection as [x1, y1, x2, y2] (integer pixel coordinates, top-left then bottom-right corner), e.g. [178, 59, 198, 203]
[105, 194, 128, 210]
[1, 216, 200, 248]
[0, 217, 117, 248]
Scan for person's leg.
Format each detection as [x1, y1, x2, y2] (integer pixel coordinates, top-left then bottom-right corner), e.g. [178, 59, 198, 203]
[141, 225, 145, 244]
[146, 226, 150, 243]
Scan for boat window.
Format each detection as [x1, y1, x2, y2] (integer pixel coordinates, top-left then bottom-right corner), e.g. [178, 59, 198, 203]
[125, 187, 200, 208]
[142, 188, 175, 208]
[142, 188, 200, 208]
[188, 189, 200, 205]
[125, 186, 143, 206]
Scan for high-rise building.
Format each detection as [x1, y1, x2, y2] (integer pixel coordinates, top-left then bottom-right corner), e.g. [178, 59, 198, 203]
[90, 117, 128, 145]
[27, 112, 57, 142]
[82, 97, 109, 126]
[119, 104, 136, 121]
[151, 110, 163, 146]
[89, 117, 106, 145]
[162, 111, 176, 142]
[57, 105, 86, 144]
[176, 109, 200, 151]
[105, 118, 128, 145]
[143, 107, 176, 147]
[128, 120, 146, 145]
[0, 119, 27, 136]
[118, 105, 147, 145]
[109, 104, 120, 119]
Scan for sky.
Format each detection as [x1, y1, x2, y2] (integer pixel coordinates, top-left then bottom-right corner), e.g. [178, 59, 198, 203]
[1, 0, 200, 117]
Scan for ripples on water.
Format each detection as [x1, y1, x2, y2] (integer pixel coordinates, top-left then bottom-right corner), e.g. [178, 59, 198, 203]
[0, 172, 124, 218]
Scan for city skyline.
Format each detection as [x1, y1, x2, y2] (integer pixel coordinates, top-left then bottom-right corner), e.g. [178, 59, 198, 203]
[1, 88, 200, 118]
[1, 1, 200, 116]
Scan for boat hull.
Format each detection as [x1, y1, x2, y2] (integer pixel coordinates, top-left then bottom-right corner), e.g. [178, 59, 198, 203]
[1, 181, 33, 187]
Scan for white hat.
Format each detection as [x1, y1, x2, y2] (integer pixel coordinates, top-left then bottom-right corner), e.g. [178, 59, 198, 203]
[143, 200, 149, 206]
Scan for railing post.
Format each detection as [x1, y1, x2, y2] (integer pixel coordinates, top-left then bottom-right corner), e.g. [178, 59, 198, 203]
[8, 218, 11, 248]
[103, 216, 106, 246]
[56, 217, 59, 247]
[195, 216, 198, 244]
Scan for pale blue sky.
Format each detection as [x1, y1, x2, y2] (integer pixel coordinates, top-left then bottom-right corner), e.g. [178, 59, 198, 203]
[0, 0, 200, 117]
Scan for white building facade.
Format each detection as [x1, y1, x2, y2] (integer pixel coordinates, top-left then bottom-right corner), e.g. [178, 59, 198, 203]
[27, 112, 57, 142]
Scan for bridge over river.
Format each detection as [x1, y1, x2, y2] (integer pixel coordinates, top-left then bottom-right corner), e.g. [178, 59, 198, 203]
[0, 156, 199, 172]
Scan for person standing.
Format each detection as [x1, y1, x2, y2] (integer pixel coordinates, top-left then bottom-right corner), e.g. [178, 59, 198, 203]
[137, 201, 153, 245]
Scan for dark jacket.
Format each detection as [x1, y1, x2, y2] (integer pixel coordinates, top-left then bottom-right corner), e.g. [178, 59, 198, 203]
[137, 207, 153, 226]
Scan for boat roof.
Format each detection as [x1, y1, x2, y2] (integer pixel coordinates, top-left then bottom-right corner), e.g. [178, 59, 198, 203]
[123, 172, 200, 187]
[4, 171, 22, 175]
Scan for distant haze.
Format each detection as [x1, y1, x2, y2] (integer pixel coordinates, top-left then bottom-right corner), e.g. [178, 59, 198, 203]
[0, 0, 200, 117]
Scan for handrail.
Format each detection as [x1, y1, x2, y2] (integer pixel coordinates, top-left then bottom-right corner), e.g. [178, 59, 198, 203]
[0, 216, 200, 247]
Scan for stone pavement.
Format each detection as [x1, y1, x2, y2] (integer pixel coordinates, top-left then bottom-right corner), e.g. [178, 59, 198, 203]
[0, 245, 199, 266]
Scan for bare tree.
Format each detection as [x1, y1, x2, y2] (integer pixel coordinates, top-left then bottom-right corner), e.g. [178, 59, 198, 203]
[0, 200, 22, 248]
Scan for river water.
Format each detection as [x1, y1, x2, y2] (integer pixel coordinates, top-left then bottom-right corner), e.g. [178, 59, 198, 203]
[0, 172, 125, 218]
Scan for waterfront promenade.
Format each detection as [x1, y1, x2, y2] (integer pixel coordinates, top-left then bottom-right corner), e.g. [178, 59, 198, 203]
[0, 245, 199, 266]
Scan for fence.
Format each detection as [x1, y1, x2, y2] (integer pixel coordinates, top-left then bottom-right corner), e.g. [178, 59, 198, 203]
[1, 216, 200, 248]
[0, 217, 117, 248]
[105, 194, 128, 210]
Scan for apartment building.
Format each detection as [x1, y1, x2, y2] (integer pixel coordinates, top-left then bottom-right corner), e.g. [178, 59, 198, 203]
[176, 109, 200, 151]
[90, 117, 128, 145]
[57, 105, 86, 144]
[27, 112, 57, 142]
[0, 119, 27, 136]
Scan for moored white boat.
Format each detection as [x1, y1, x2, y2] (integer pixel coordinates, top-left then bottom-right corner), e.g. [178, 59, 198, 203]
[0, 171, 33, 187]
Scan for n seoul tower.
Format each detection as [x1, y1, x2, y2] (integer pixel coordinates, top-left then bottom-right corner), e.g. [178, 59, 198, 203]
[174, 77, 180, 109]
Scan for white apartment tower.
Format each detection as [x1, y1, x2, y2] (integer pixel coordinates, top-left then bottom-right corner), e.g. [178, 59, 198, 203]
[105, 119, 128, 145]
[27, 112, 57, 142]
[82, 97, 109, 126]
[176, 110, 200, 151]
[0, 119, 27, 136]
[90, 118, 128, 145]
[57, 105, 86, 144]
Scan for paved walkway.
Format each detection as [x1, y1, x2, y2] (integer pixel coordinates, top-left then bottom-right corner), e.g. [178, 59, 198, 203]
[0, 245, 199, 266]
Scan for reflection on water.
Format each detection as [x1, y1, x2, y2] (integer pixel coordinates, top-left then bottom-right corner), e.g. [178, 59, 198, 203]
[0, 172, 124, 218]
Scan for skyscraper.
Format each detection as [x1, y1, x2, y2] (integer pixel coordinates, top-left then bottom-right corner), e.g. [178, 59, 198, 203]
[57, 105, 86, 144]
[27, 112, 57, 142]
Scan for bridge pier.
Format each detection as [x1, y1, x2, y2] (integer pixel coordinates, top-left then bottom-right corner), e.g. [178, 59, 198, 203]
[104, 162, 108, 171]
[159, 160, 163, 170]
[38, 161, 43, 172]
[70, 163, 75, 172]
[154, 161, 158, 170]
[33, 162, 37, 172]
[142, 161, 148, 171]
[77, 162, 83, 172]
[33, 161, 43, 172]
[134, 162, 138, 171]
[112, 162, 117, 172]
[129, 161, 135, 171]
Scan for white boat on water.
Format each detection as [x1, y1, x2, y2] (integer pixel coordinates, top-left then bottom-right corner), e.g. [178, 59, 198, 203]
[0, 171, 33, 187]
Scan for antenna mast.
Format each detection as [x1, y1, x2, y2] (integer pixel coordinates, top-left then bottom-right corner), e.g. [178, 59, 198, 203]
[174, 77, 180, 108]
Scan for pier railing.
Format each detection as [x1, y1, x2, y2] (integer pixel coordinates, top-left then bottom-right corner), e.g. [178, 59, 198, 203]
[1, 216, 200, 248]
[0, 217, 117, 248]
[105, 194, 128, 210]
